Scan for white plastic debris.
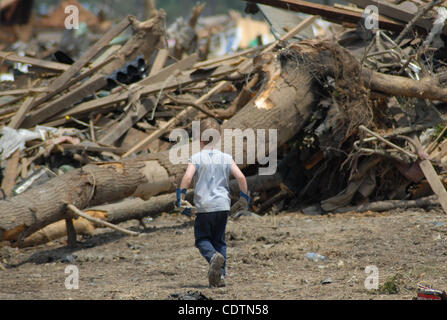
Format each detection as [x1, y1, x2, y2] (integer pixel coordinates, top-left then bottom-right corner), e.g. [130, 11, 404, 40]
[0, 126, 56, 161]
[0, 73, 14, 82]
[420, 128, 437, 147]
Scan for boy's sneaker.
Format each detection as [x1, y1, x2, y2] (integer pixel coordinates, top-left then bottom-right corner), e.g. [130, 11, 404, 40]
[208, 252, 224, 287]
[216, 275, 226, 287]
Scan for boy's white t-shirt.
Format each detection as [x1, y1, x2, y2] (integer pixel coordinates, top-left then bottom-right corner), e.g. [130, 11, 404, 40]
[189, 148, 233, 213]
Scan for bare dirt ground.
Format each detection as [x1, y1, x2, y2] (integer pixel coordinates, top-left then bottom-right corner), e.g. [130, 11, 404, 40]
[1, 207, 447, 300]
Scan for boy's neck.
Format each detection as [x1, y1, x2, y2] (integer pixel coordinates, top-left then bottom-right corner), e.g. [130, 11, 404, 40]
[200, 141, 215, 150]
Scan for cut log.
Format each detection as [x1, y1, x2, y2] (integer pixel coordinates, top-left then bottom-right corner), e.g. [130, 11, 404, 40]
[0, 40, 319, 243]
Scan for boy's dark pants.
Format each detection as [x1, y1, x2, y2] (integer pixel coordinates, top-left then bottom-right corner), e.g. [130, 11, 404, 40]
[194, 210, 229, 276]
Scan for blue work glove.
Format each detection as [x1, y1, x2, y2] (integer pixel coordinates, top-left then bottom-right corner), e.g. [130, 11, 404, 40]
[176, 188, 187, 207]
[230, 191, 250, 215]
[175, 188, 194, 217]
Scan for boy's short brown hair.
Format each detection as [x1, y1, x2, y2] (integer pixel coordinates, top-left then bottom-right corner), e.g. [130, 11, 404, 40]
[199, 117, 221, 145]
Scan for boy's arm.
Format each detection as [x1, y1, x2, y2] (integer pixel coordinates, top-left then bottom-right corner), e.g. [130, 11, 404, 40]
[180, 163, 196, 190]
[230, 160, 248, 194]
[230, 160, 249, 214]
[176, 163, 196, 216]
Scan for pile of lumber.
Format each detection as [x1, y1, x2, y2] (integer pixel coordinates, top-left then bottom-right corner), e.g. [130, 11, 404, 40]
[2, 0, 447, 248]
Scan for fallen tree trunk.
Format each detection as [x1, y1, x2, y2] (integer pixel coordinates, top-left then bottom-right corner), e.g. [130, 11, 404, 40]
[17, 173, 282, 247]
[362, 69, 447, 102]
[0, 41, 320, 243]
[0, 160, 172, 243]
[332, 195, 439, 213]
[89, 173, 282, 225]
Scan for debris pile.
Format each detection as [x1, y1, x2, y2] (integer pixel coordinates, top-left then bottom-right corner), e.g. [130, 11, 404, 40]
[1, 0, 447, 248]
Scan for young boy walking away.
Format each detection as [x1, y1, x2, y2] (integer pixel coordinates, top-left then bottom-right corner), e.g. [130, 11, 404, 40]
[176, 118, 249, 287]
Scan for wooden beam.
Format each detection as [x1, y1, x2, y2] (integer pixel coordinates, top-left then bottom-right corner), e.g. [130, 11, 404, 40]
[21, 18, 130, 119]
[1, 150, 20, 197]
[98, 98, 155, 146]
[8, 97, 34, 129]
[148, 48, 169, 76]
[245, 0, 405, 31]
[0, 52, 70, 71]
[47, 16, 131, 93]
[21, 14, 166, 128]
[121, 81, 227, 157]
[140, 53, 199, 86]
[0, 88, 48, 96]
[60, 144, 127, 155]
[346, 0, 433, 31]
[193, 46, 265, 69]
[48, 64, 237, 121]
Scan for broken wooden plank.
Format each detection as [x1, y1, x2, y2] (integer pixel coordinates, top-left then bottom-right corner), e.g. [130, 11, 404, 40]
[121, 80, 229, 157]
[0, 51, 70, 71]
[419, 158, 447, 214]
[347, 0, 433, 31]
[47, 64, 237, 121]
[18, 18, 130, 121]
[60, 144, 127, 155]
[0, 88, 48, 96]
[140, 53, 199, 86]
[47, 16, 131, 93]
[1, 150, 20, 197]
[90, 45, 122, 68]
[20, 13, 166, 128]
[98, 98, 155, 146]
[148, 48, 169, 76]
[116, 127, 161, 153]
[192, 46, 265, 69]
[245, 0, 405, 31]
[7, 97, 34, 129]
[1, 97, 36, 196]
